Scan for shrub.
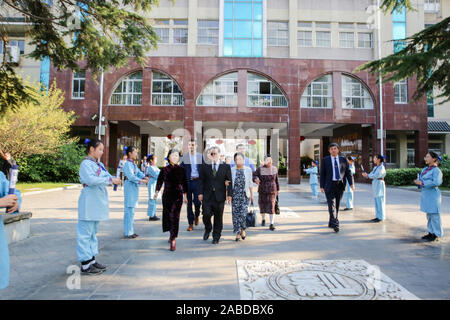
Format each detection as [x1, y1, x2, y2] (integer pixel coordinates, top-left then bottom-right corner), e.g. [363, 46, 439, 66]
[385, 167, 450, 188]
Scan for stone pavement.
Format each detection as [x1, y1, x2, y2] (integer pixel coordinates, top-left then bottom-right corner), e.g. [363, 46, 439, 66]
[0, 179, 449, 300]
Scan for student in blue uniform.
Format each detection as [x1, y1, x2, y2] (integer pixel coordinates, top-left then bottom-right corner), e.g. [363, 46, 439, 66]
[343, 156, 356, 211]
[303, 161, 319, 199]
[0, 170, 21, 289]
[77, 139, 121, 274]
[123, 146, 149, 238]
[362, 154, 386, 222]
[146, 154, 160, 221]
[414, 151, 444, 242]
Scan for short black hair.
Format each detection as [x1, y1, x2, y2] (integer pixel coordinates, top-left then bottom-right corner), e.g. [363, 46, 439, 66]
[86, 138, 103, 154]
[234, 152, 245, 161]
[126, 146, 136, 157]
[374, 154, 385, 163]
[428, 151, 439, 162]
[167, 149, 180, 162]
[328, 142, 340, 149]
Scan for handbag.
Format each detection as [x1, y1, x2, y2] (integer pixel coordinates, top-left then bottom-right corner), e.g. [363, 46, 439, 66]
[246, 201, 256, 227]
[275, 195, 280, 215]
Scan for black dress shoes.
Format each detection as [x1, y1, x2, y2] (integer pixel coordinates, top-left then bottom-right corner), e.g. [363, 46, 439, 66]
[203, 232, 210, 241]
[343, 208, 353, 211]
[334, 226, 339, 233]
[212, 239, 219, 244]
[149, 216, 160, 221]
[370, 218, 381, 223]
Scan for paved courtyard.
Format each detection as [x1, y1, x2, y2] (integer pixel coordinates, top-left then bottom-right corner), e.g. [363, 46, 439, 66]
[1, 179, 449, 300]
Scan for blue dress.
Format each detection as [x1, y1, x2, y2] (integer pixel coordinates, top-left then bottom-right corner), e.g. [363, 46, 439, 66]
[123, 160, 145, 236]
[419, 166, 443, 237]
[305, 166, 318, 197]
[146, 165, 160, 218]
[345, 164, 356, 208]
[0, 171, 22, 290]
[367, 165, 386, 220]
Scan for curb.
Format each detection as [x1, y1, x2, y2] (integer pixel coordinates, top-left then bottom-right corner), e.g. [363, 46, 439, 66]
[21, 184, 82, 196]
[387, 185, 450, 197]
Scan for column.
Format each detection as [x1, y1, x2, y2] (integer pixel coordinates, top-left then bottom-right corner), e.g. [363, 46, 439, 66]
[445, 134, 450, 154]
[414, 130, 428, 167]
[398, 132, 408, 168]
[289, 0, 298, 58]
[270, 129, 280, 169]
[187, 0, 198, 56]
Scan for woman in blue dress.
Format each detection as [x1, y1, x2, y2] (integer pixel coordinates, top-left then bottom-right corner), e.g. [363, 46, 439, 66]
[362, 154, 386, 223]
[123, 146, 149, 239]
[146, 154, 160, 221]
[303, 161, 319, 199]
[414, 151, 443, 242]
[0, 168, 21, 289]
[77, 139, 121, 274]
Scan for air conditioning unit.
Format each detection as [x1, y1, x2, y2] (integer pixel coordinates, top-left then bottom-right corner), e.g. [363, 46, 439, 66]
[5, 46, 20, 65]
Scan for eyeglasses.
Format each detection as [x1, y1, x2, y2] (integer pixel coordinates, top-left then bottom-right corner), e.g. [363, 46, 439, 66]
[210, 153, 217, 155]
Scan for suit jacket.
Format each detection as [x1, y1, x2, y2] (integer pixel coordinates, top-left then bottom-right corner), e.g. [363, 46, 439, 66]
[320, 155, 353, 194]
[198, 162, 232, 203]
[180, 152, 204, 182]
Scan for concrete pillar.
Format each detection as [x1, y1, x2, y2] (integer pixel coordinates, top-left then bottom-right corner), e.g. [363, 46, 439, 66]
[187, 0, 198, 56]
[270, 129, 280, 169]
[445, 134, 450, 155]
[415, 129, 428, 167]
[288, 0, 298, 58]
[398, 132, 408, 168]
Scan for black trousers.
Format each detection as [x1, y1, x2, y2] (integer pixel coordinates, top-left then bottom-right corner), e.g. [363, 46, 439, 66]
[187, 179, 201, 225]
[325, 181, 345, 228]
[202, 198, 225, 241]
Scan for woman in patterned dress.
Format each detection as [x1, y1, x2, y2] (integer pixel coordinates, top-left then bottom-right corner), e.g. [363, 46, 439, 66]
[230, 153, 254, 241]
[253, 155, 280, 231]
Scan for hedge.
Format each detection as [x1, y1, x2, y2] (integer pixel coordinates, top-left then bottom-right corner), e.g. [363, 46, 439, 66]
[385, 168, 450, 188]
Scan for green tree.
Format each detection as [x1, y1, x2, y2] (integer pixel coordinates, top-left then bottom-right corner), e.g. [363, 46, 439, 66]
[0, 80, 76, 160]
[358, 0, 450, 104]
[0, 0, 163, 113]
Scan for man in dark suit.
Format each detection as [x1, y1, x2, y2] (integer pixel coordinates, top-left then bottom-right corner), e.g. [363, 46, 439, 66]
[320, 143, 354, 233]
[198, 146, 232, 244]
[181, 139, 204, 231]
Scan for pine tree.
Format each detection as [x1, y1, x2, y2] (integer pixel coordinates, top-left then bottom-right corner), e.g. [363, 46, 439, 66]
[0, 0, 163, 113]
[358, 0, 450, 104]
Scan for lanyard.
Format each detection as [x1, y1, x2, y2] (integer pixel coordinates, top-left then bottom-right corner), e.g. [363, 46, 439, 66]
[85, 157, 107, 176]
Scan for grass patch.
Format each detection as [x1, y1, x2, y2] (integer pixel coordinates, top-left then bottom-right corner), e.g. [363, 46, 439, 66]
[16, 182, 74, 193]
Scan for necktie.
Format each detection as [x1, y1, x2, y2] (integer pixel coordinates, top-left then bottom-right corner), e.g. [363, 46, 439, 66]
[334, 157, 340, 181]
[213, 163, 217, 176]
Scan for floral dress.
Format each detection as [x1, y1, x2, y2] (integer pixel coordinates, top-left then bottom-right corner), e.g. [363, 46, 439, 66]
[232, 169, 248, 234]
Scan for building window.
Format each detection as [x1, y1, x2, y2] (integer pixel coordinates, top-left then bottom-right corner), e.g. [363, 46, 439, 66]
[424, 0, 440, 13]
[298, 21, 312, 28]
[342, 75, 374, 109]
[153, 19, 187, 44]
[386, 142, 397, 165]
[301, 75, 332, 108]
[315, 22, 331, 29]
[173, 20, 188, 44]
[154, 28, 170, 44]
[339, 32, 354, 48]
[392, 6, 406, 52]
[357, 33, 372, 48]
[267, 21, 289, 46]
[407, 143, 415, 166]
[197, 72, 238, 106]
[198, 20, 219, 44]
[110, 71, 143, 105]
[316, 31, 331, 47]
[247, 72, 288, 107]
[429, 143, 442, 155]
[151, 71, 184, 106]
[394, 79, 408, 104]
[297, 31, 312, 47]
[427, 91, 434, 117]
[72, 71, 85, 99]
[223, 0, 263, 57]
[339, 23, 354, 29]
[0, 39, 25, 54]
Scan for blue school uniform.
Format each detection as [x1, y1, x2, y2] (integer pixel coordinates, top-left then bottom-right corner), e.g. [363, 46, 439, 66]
[146, 165, 160, 218]
[345, 164, 356, 208]
[305, 166, 318, 197]
[419, 166, 443, 237]
[367, 165, 386, 220]
[0, 171, 22, 290]
[123, 160, 145, 236]
[77, 157, 112, 263]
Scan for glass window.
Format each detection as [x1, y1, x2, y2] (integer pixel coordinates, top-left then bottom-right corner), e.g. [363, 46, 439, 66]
[247, 72, 288, 107]
[342, 75, 374, 109]
[301, 75, 332, 108]
[394, 79, 408, 104]
[72, 71, 85, 99]
[316, 31, 331, 47]
[173, 28, 188, 44]
[197, 72, 238, 107]
[173, 20, 188, 26]
[154, 28, 169, 44]
[223, 0, 263, 57]
[1, 40, 25, 54]
[407, 148, 415, 166]
[427, 91, 434, 117]
[358, 33, 372, 48]
[198, 20, 219, 44]
[357, 23, 371, 29]
[110, 71, 143, 105]
[298, 21, 312, 28]
[339, 32, 354, 48]
[316, 22, 331, 29]
[386, 142, 397, 164]
[424, 0, 441, 13]
[339, 23, 354, 29]
[298, 31, 312, 47]
[151, 71, 184, 106]
[268, 21, 289, 46]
